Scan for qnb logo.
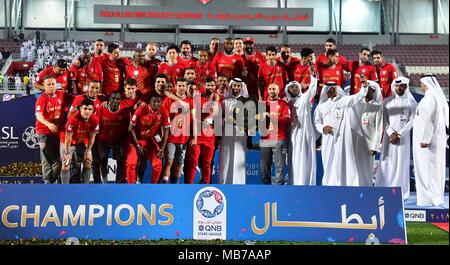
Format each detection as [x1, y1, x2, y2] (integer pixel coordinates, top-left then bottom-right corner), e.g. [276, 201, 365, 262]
[365, 233, 380, 245]
[22, 126, 39, 149]
[196, 189, 224, 218]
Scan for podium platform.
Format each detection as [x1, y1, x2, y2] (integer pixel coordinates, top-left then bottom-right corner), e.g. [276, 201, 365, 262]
[404, 192, 449, 223]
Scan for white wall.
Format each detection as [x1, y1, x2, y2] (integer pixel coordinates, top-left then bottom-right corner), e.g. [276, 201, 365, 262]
[331, 0, 381, 32]
[437, 0, 449, 34]
[287, 0, 329, 32]
[0, 1, 5, 28]
[399, 0, 434, 33]
[76, 0, 121, 29]
[23, 0, 66, 28]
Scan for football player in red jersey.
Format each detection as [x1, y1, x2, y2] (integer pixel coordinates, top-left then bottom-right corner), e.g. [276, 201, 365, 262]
[345, 47, 378, 95]
[60, 98, 99, 184]
[124, 48, 157, 102]
[258, 83, 291, 185]
[35, 76, 72, 184]
[242, 37, 266, 100]
[316, 38, 348, 74]
[97, 92, 130, 183]
[208, 37, 220, 62]
[177, 40, 198, 68]
[69, 80, 103, 118]
[211, 37, 244, 80]
[157, 44, 186, 86]
[145, 42, 162, 66]
[160, 77, 196, 184]
[319, 49, 346, 90]
[69, 48, 103, 95]
[372, 49, 398, 98]
[184, 76, 221, 184]
[277, 44, 300, 81]
[93, 39, 106, 58]
[128, 93, 170, 184]
[258, 45, 288, 101]
[233, 37, 244, 56]
[193, 49, 216, 91]
[35, 59, 70, 92]
[292, 48, 318, 93]
[94, 43, 126, 96]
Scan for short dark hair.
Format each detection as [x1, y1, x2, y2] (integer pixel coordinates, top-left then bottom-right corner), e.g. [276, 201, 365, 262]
[108, 43, 120, 53]
[95, 39, 105, 44]
[149, 92, 163, 100]
[89, 80, 101, 85]
[371, 49, 383, 57]
[134, 48, 144, 54]
[325, 38, 337, 45]
[180, 40, 192, 47]
[55, 59, 68, 69]
[205, 76, 215, 83]
[234, 37, 243, 42]
[176, 77, 187, 83]
[281, 44, 290, 48]
[224, 37, 233, 42]
[360, 47, 371, 53]
[155, 73, 167, 80]
[187, 80, 196, 86]
[300, 47, 314, 58]
[266, 45, 277, 53]
[326, 49, 338, 57]
[80, 98, 94, 107]
[124, 78, 137, 87]
[184, 67, 195, 74]
[166, 44, 179, 53]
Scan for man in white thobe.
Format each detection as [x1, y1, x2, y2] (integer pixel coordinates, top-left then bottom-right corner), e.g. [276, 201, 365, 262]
[285, 76, 318, 185]
[413, 74, 449, 206]
[354, 81, 383, 186]
[314, 81, 368, 186]
[376, 77, 417, 200]
[219, 78, 250, 184]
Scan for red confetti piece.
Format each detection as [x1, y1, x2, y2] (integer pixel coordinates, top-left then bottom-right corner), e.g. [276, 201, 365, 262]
[241, 228, 247, 233]
[59, 230, 66, 236]
[392, 188, 396, 195]
[176, 230, 180, 237]
[347, 236, 355, 242]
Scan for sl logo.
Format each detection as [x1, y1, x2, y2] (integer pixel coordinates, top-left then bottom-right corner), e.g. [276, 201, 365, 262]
[199, 0, 211, 5]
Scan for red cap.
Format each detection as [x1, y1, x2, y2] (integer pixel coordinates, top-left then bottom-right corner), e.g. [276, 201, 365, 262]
[243, 37, 254, 44]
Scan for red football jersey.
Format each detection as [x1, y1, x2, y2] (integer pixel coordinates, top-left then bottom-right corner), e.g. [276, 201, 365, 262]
[316, 53, 348, 71]
[68, 60, 103, 95]
[62, 111, 99, 145]
[320, 64, 346, 88]
[177, 55, 198, 68]
[377, 63, 398, 98]
[35, 90, 69, 135]
[276, 56, 300, 81]
[97, 104, 131, 142]
[36, 66, 70, 92]
[161, 96, 193, 144]
[131, 105, 171, 145]
[70, 94, 103, 114]
[243, 51, 266, 98]
[258, 61, 288, 100]
[211, 52, 244, 80]
[94, 53, 126, 96]
[124, 63, 157, 99]
[346, 61, 378, 94]
[157, 62, 186, 87]
[193, 61, 217, 90]
[260, 100, 291, 141]
[292, 62, 318, 88]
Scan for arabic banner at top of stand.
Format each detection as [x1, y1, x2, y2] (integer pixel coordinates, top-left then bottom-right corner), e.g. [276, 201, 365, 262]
[93, 5, 314, 26]
[0, 185, 406, 243]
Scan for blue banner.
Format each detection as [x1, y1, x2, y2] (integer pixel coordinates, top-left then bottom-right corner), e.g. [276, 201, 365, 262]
[0, 185, 406, 243]
[0, 95, 40, 166]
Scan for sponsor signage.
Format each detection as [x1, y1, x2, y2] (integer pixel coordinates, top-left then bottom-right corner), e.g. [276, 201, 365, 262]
[94, 5, 314, 26]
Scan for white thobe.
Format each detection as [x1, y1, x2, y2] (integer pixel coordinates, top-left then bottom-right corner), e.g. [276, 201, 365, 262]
[354, 100, 383, 186]
[314, 88, 366, 186]
[218, 97, 247, 184]
[287, 79, 318, 185]
[376, 94, 416, 200]
[413, 89, 447, 206]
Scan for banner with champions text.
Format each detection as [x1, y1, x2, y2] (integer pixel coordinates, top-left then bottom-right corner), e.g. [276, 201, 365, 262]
[0, 185, 406, 243]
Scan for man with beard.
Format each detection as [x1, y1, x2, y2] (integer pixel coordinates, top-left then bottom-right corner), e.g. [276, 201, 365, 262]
[314, 80, 368, 186]
[292, 47, 318, 94]
[277, 44, 300, 81]
[97, 92, 130, 183]
[129, 93, 170, 184]
[69, 48, 103, 95]
[258, 46, 288, 101]
[178, 40, 198, 68]
[219, 78, 251, 184]
[185, 76, 221, 184]
[316, 38, 347, 75]
[124, 48, 158, 102]
[211, 37, 244, 80]
[345, 47, 378, 95]
[145, 42, 162, 66]
[93, 43, 127, 96]
[208, 37, 220, 62]
[258, 83, 291, 185]
[241, 37, 266, 100]
[193, 49, 216, 89]
[376, 77, 416, 200]
[371, 49, 398, 98]
[353, 81, 383, 186]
